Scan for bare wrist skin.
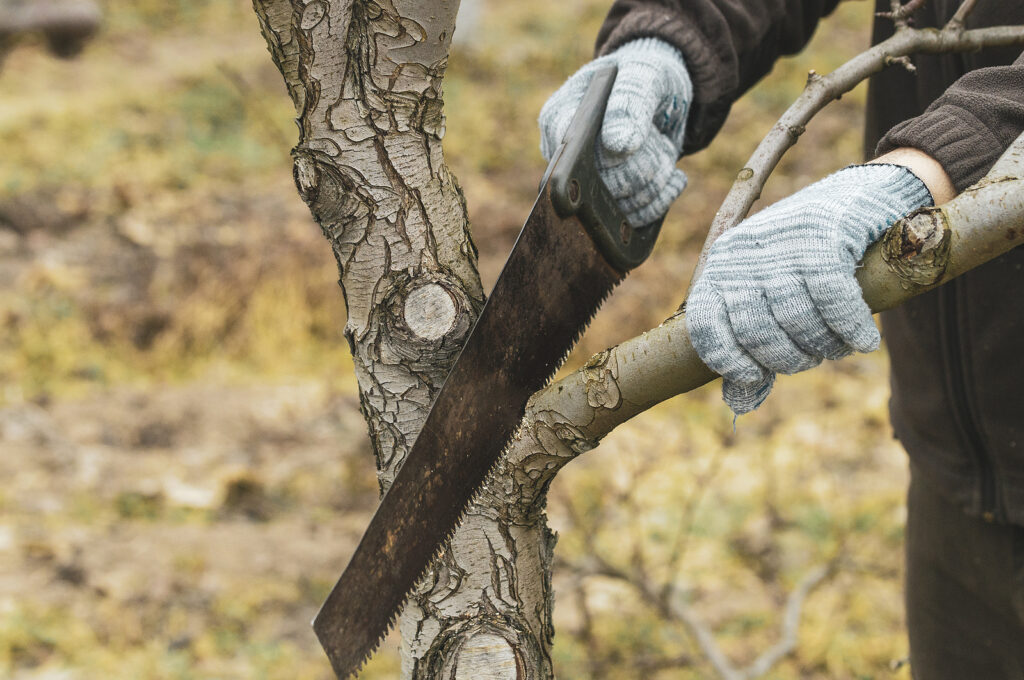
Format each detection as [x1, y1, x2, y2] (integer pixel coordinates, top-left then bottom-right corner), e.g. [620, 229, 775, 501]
[869, 147, 957, 205]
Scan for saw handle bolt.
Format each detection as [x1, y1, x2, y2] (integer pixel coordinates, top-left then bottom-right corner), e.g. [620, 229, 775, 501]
[546, 63, 665, 271]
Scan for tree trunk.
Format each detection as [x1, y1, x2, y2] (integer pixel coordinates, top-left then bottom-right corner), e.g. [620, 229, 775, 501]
[251, 1, 559, 677]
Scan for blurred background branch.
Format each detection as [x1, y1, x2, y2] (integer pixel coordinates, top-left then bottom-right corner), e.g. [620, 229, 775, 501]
[554, 450, 840, 679]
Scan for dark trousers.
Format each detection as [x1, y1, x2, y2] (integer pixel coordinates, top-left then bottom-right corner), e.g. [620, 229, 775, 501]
[906, 472, 1024, 679]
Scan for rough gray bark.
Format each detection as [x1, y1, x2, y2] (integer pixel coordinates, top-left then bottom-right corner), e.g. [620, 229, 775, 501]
[251, 1, 554, 678]
[251, 0, 483, 492]
[251, 0, 1024, 678]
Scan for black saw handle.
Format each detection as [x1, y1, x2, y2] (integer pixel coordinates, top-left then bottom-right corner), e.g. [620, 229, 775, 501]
[544, 63, 665, 272]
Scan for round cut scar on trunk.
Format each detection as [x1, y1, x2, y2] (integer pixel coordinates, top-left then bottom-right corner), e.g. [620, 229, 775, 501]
[405, 283, 458, 341]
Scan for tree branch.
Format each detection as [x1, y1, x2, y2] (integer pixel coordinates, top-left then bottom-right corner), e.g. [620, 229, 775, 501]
[659, 449, 726, 606]
[740, 565, 831, 679]
[561, 552, 834, 680]
[949, 0, 981, 30]
[689, 22, 1024, 285]
[489, 129, 1024, 523]
[878, 0, 928, 30]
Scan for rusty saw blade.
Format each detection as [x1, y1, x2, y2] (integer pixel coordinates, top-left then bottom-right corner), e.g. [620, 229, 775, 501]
[313, 63, 666, 679]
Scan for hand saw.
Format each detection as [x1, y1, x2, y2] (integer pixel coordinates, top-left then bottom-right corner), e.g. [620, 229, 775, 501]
[313, 64, 665, 679]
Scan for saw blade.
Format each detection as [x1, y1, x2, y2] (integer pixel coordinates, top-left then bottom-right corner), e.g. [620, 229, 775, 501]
[313, 185, 626, 678]
[309, 63, 666, 679]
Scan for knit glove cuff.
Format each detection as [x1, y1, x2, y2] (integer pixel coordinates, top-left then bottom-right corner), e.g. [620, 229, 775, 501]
[685, 163, 933, 415]
[539, 38, 693, 227]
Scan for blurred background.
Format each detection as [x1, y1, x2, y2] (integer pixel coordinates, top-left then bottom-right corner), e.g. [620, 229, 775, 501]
[0, 0, 914, 678]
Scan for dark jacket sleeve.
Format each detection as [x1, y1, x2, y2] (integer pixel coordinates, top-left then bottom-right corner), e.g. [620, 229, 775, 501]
[876, 52, 1024, 192]
[595, 0, 841, 154]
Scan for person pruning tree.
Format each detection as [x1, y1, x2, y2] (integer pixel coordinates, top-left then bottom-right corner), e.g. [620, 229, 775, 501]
[540, 1, 1024, 677]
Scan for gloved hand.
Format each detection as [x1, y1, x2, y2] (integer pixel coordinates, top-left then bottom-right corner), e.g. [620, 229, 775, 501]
[538, 38, 692, 228]
[685, 163, 934, 414]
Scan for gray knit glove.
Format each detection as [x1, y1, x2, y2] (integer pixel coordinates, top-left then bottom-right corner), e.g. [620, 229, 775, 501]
[539, 38, 693, 227]
[685, 164, 933, 414]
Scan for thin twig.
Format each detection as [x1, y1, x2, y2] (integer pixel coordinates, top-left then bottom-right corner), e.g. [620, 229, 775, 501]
[883, 0, 905, 26]
[740, 564, 831, 678]
[948, 0, 980, 30]
[669, 596, 744, 680]
[668, 563, 833, 680]
[659, 448, 727, 606]
[878, 0, 929, 28]
[884, 54, 917, 73]
[562, 551, 836, 680]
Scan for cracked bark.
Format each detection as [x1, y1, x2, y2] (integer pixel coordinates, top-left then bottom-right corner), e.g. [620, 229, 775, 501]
[252, 0, 1024, 677]
[252, 1, 553, 677]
